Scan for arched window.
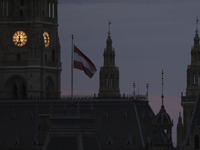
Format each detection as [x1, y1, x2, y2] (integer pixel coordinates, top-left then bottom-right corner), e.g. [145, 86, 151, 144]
[5, 0, 8, 16]
[2, 0, 8, 16]
[48, 2, 51, 17]
[52, 2, 54, 18]
[52, 50, 55, 61]
[12, 84, 18, 99]
[2, 0, 4, 16]
[106, 75, 108, 87]
[36, 0, 38, 15]
[110, 75, 113, 87]
[5, 76, 27, 100]
[34, 48, 36, 58]
[30, 48, 32, 58]
[20, 84, 26, 99]
[33, 0, 35, 15]
[195, 134, 199, 149]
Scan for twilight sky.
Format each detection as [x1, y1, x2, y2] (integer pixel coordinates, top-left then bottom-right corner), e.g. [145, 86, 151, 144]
[57, 0, 200, 144]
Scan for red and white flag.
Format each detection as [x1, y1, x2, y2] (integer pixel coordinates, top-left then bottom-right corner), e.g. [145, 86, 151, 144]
[74, 45, 97, 78]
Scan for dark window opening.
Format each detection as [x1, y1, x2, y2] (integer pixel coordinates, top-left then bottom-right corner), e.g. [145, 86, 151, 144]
[52, 2, 54, 18]
[20, 84, 26, 99]
[12, 84, 18, 99]
[5, 0, 8, 16]
[45, 54, 47, 61]
[52, 50, 55, 61]
[20, 9, 23, 16]
[2, 0, 4, 16]
[17, 54, 20, 61]
[33, 0, 35, 15]
[21, 0, 24, 6]
[48, 2, 51, 17]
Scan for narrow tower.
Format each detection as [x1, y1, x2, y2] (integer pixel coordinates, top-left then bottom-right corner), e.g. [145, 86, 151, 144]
[177, 112, 183, 149]
[98, 22, 120, 98]
[0, 0, 61, 99]
[177, 18, 200, 148]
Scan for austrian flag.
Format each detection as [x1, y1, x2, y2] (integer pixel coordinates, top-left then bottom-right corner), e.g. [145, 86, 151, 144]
[74, 45, 97, 78]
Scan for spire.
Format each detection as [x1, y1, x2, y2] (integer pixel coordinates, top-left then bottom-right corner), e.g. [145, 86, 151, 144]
[108, 20, 111, 37]
[146, 83, 149, 97]
[133, 82, 135, 97]
[106, 20, 112, 48]
[195, 17, 199, 36]
[194, 17, 200, 45]
[161, 70, 164, 107]
[178, 112, 182, 124]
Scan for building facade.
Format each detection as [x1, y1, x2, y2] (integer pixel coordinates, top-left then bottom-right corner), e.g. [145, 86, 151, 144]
[0, 1, 175, 150]
[0, 0, 61, 100]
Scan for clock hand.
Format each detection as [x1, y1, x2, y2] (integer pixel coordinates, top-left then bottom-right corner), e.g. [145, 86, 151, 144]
[18, 36, 21, 44]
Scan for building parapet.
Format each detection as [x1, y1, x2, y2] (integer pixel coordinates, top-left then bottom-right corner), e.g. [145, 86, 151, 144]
[124, 94, 148, 101]
[61, 94, 148, 101]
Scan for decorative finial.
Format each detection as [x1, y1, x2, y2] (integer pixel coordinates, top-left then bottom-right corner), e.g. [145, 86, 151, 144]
[133, 82, 135, 96]
[108, 20, 112, 37]
[161, 70, 164, 107]
[196, 17, 199, 35]
[146, 83, 149, 97]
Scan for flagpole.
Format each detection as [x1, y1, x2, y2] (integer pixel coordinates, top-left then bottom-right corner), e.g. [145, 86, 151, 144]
[71, 34, 74, 103]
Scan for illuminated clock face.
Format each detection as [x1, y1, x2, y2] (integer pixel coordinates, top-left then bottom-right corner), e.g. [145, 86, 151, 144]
[43, 32, 50, 47]
[13, 31, 28, 47]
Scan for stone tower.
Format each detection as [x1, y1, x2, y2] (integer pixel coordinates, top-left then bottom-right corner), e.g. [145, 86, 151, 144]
[0, 0, 61, 100]
[152, 71, 173, 150]
[98, 23, 120, 98]
[177, 20, 200, 148]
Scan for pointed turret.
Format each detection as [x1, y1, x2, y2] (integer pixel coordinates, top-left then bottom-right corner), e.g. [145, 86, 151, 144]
[191, 18, 200, 64]
[98, 21, 120, 99]
[177, 112, 183, 148]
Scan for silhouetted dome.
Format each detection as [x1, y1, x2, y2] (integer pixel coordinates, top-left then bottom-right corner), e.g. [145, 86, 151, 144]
[153, 106, 173, 125]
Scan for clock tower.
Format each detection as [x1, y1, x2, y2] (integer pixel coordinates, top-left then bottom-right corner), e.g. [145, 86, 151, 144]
[0, 0, 61, 99]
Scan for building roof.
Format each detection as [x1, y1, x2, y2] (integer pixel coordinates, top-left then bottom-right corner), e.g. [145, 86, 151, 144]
[0, 98, 155, 149]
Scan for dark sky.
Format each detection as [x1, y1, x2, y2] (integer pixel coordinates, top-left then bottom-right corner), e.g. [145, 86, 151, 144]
[57, 0, 200, 144]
